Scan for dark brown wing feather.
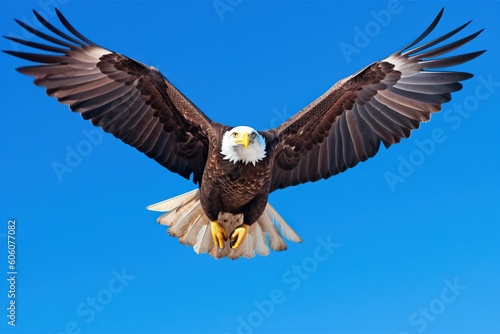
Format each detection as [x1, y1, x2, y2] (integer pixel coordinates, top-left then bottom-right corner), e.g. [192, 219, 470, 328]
[268, 8, 485, 192]
[3, 9, 214, 185]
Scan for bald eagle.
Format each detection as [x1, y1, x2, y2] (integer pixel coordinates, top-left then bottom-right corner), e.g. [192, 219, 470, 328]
[4, 8, 484, 259]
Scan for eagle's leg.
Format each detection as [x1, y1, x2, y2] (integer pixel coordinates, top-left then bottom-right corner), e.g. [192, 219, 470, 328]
[230, 223, 250, 249]
[210, 221, 228, 249]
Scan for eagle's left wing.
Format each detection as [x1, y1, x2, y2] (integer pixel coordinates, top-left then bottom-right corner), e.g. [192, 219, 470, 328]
[4, 9, 215, 185]
[268, 9, 484, 192]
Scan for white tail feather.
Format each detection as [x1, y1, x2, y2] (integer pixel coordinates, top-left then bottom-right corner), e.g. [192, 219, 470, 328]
[148, 190, 302, 259]
[179, 213, 204, 245]
[253, 224, 270, 256]
[194, 224, 212, 254]
[265, 205, 302, 243]
[147, 189, 199, 212]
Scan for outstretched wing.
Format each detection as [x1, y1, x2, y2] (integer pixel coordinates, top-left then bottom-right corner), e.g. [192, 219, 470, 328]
[269, 9, 484, 192]
[3, 9, 214, 185]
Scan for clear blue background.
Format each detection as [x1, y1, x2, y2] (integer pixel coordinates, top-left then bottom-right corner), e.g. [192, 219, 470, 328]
[1, 1, 499, 333]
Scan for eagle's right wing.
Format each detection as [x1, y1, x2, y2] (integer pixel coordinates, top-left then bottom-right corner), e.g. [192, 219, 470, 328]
[268, 9, 484, 192]
[4, 9, 214, 185]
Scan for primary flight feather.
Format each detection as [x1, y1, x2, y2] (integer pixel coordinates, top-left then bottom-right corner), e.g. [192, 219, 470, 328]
[4, 8, 484, 259]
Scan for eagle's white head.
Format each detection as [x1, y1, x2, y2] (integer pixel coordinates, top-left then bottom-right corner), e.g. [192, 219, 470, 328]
[221, 126, 266, 166]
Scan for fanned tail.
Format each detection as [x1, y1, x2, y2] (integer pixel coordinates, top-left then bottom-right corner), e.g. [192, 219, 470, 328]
[147, 190, 302, 259]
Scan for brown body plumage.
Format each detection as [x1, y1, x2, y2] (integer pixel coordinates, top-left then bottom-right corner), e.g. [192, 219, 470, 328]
[201, 125, 274, 224]
[3, 8, 484, 259]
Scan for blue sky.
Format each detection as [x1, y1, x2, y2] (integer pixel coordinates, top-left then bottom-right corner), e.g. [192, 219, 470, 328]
[1, 1, 499, 333]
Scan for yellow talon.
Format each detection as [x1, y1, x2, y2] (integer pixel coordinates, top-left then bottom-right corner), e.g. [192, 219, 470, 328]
[211, 221, 228, 249]
[230, 223, 250, 249]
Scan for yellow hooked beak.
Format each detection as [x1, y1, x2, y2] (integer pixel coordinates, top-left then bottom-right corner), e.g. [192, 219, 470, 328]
[236, 132, 250, 150]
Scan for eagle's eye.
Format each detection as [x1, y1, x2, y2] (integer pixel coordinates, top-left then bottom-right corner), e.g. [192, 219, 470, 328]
[251, 132, 257, 139]
[232, 132, 238, 138]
